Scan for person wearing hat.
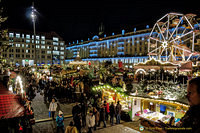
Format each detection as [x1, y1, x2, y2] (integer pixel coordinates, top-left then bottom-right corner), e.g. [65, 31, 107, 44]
[56, 110, 64, 133]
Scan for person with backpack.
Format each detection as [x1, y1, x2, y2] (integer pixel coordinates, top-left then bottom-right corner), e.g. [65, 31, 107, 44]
[56, 110, 65, 133]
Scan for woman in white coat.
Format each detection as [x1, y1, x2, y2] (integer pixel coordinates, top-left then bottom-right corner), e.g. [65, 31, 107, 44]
[49, 98, 58, 120]
[86, 110, 95, 133]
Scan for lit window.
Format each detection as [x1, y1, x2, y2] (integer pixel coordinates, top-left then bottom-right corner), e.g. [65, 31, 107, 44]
[26, 50, 30, 53]
[9, 33, 14, 37]
[26, 40, 30, 43]
[41, 36, 45, 40]
[47, 51, 51, 54]
[60, 47, 64, 50]
[16, 33, 20, 38]
[60, 42, 64, 45]
[36, 40, 40, 44]
[16, 44, 20, 47]
[54, 47, 58, 50]
[60, 56, 64, 59]
[26, 35, 30, 39]
[53, 37, 59, 41]
[60, 52, 64, 55]
[32, 35, 34, 39]
[41, 41, 45, 44]
[53, 51, 59, 55]
[36, 45, 40, 48]
[22, 44, 24, 47]
[36, 36, 40, 40]
[22, 34, 24, 38]
[41, 46, 45, 49]
[53, 42, 58, 45]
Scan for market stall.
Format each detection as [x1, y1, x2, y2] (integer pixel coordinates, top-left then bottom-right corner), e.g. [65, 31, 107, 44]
[92, 84, 132, 121]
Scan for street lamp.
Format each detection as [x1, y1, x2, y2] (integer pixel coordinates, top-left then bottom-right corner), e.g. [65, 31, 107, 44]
[31, 2, 37, 66]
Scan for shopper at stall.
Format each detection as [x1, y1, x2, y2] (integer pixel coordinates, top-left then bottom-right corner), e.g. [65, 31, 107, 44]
[157, 77, 200, 133]
[103, 100, 110, 121]
[86, 110, 95, 133]
[98, 105, 106, 128]
[49, 98, 58, 120]
[116, 101, 121, 124]
[109, 102, 116, 126]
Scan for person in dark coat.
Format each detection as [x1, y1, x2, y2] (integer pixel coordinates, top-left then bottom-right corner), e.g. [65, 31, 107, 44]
[109, 102, 116, 126]
[74, 113, 82, 133]
[115, 101, 121, 124]
[72, 102, 81, 118]
[98, 105, 106, 128]
[80, 102, 87, 127]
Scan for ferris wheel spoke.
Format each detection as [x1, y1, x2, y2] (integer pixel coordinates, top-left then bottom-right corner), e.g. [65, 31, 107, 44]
[184, 16, 194, 29]
[169, 17, 184, 40]
[156, 23, 166, 42]
[150, 46, 162, 53]
[169, 30, 193, 43]
[149, 37, 163, 43]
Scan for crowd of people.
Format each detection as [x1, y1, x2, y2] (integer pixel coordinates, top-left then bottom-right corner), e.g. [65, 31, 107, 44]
[69, 99, 122, 133]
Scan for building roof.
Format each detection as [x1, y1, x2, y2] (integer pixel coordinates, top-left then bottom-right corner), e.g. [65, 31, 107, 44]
[66, 28, 152, 47]
[8, 28, 64, 41]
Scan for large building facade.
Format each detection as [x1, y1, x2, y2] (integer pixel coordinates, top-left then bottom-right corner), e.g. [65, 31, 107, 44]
[2, 29, 65, 66]
[65, 26, 200, 67]
[65, 28, 158, 67]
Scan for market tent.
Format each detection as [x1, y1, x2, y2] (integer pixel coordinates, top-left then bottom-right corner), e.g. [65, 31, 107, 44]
[0, 83, 25, 119]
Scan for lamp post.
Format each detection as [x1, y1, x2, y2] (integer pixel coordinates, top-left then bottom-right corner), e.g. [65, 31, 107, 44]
[31, 2, 37, 66]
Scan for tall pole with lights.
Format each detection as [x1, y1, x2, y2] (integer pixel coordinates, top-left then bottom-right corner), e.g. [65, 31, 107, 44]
[31, 2, 37, 66]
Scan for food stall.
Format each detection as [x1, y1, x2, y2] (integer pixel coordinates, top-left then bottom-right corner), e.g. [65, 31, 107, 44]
[132, 96, 189, 131]
[92, 84, 132, 121]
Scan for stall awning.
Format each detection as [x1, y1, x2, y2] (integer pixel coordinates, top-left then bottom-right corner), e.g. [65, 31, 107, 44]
[0, 83, 25, 119]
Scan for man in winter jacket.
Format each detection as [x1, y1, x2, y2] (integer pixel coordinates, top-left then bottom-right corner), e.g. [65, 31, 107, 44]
[98, 105, 106, 128]
[74, 113, 82, 133]
[49, 98, 58, 120]
[109, 102, 116, 125]
[72, 102, 81, 118]
[86, 110, 95, 133]
[116, 101, 121, 124]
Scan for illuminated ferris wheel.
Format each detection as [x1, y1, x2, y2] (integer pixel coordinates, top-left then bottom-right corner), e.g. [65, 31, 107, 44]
[148, 13, 200, 62]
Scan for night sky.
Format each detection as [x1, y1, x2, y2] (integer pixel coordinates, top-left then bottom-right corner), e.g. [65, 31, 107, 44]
[2, 0, 200, 43]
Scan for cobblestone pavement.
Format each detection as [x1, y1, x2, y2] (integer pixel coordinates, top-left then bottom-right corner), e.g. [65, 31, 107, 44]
[94, 124, 140, 133]
[31, 92, 74, 120]
[31, 92, 155, 133]
[33, 118, 156, 133]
